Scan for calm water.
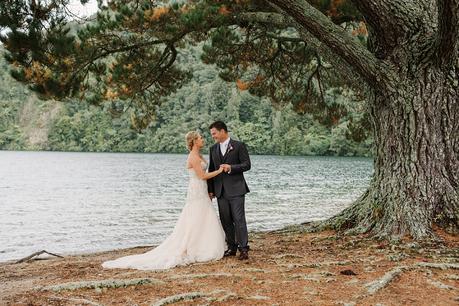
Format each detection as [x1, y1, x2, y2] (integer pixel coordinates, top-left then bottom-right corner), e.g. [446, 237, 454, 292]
[0, 151, 372, 262]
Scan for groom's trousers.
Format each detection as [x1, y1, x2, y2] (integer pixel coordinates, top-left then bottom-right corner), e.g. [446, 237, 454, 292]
[217, 188, 249, 252]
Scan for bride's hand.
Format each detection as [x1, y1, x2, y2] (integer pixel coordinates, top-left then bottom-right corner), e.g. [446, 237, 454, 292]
[218, 165, 225, 173]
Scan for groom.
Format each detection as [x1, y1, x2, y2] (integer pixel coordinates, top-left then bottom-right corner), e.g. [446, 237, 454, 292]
[207, 121, 251, 260]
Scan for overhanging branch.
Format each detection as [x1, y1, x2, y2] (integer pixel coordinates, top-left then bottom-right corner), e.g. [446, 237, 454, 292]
[236, 11, 370, 94]
[267, 0, 394, 91]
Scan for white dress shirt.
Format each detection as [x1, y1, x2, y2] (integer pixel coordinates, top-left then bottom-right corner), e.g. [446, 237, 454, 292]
[220, 137, 231, 156]
[219, 137, 231, 174]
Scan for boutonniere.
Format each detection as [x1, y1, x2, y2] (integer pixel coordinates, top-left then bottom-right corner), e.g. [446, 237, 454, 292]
[227, 144, 234, 152]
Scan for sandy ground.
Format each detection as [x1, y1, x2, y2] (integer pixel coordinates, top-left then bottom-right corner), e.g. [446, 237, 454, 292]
[1, 227, 458, 305]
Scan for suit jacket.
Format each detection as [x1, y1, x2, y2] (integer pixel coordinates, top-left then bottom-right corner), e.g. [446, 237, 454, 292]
[207, 139, 251, 198]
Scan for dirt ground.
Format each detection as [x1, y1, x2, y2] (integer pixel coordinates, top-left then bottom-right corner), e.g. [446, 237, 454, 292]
[1, 227, 458, 305]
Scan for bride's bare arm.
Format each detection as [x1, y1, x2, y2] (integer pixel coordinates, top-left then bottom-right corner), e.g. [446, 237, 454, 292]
[190, 157, 223, 180]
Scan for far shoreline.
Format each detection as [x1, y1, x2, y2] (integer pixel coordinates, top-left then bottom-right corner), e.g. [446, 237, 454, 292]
[0, 149, 373, 158]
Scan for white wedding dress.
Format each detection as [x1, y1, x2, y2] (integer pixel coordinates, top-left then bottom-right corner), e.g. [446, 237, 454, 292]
[102, 160, 226, 270]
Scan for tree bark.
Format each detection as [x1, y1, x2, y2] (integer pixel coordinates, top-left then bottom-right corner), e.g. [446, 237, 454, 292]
[436, 0, 459, 66]
[351, 1, 430, 57]
[325, 67, 459, 238]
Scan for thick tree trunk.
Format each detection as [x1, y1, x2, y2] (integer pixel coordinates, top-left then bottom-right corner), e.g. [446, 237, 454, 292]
[326, 67, 459, 239]
[268, 0, 459, 240]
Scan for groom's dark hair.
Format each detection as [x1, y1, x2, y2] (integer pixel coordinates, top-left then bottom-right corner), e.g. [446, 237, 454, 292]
[209, 121, 228, 132]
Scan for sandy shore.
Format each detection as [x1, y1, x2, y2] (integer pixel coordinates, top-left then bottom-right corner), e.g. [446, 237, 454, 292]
[1, 227, 458, 305]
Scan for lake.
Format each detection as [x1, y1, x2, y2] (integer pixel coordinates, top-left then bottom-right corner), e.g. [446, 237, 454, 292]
[0, 151, 373, 262]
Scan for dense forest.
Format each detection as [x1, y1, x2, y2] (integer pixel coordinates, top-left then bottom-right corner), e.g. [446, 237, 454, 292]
[0, 45, 372, 156]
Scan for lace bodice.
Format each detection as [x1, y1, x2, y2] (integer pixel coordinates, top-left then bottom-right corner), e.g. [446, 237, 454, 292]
[186, 160, 209, 200]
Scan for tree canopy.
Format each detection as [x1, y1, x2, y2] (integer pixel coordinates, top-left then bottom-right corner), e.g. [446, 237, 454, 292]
[0, 0, 370, 126]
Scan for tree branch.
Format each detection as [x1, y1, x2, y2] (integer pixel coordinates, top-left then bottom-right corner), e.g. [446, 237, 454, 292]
[140, 44, 178, 92]
[266, 0, 394, 90]
[436, 0, 459, 67]
[236, 11, 368, 91]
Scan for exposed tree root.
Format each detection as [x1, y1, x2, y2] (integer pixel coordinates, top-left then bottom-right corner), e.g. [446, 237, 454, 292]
[363, 262, 459, 296]
[167, 273, 235, 280]
[364, 266, 409, 294]
[426, 279, 458, 290]
[298, 185, 459, 241]
[38, 278, 164, 292]
[150, 292, 206, 306]
[48, 295, 103, 306]
[416, 262, 459, 270]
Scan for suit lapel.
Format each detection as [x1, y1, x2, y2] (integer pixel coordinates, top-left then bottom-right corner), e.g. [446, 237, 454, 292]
[222, 139, 233, 163]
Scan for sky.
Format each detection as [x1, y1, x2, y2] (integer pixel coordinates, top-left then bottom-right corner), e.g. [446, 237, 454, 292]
[0, 0, 99, 37]
[67, 0, 100, 18]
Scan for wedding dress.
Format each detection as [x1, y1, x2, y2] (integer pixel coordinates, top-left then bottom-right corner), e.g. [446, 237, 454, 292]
[102, 160, 226, 270]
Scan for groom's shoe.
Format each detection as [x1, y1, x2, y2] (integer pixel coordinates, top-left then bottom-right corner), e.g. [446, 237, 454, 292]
[223, 249, 237, 257]
[238, 250, 249, 260]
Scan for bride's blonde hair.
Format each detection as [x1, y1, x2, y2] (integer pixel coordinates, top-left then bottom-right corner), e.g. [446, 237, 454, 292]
[185, 131, 201, 151]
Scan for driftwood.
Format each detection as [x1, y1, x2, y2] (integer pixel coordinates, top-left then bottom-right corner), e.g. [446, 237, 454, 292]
[15, 250, 63, 263]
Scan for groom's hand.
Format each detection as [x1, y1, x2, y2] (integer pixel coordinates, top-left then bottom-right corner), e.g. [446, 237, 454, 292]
[221, 164, 231, 173]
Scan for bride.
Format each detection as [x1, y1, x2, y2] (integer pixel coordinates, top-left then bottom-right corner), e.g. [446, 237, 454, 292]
[102, 131, 226, 270]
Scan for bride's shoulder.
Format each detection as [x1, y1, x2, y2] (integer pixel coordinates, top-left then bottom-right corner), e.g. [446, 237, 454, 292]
[187, 152, 198, 161]
[187, 153, 197, 164]
[188, 153, 205, 163]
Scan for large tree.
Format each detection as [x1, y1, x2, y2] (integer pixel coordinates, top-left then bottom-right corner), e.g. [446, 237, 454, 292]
[0, 0, 457, 239]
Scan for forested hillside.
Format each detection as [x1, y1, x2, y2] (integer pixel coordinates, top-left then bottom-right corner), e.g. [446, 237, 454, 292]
[0, 45, 372, 156]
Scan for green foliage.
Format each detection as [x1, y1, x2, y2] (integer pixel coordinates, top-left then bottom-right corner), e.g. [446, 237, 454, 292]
[0, 53, 26, 149]
[0, 42, 372, 156]
[0, 123, 25, 150]
[47, 103, 145, 152]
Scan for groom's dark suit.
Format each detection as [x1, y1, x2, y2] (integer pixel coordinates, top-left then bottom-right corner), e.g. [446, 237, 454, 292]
[207, 139, 251, 252]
